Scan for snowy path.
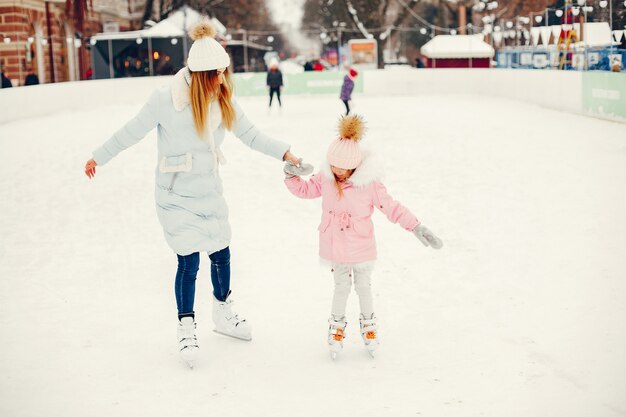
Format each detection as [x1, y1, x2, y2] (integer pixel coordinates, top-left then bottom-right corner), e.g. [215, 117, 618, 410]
[1, 91, 625, 417]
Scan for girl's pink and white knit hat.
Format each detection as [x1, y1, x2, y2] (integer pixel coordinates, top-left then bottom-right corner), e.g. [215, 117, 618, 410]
[327, 115, 365, 170]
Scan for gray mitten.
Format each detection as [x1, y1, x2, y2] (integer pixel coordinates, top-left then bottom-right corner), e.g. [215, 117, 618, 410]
[284, 159, 314, 178]
[412, 224, 443, 249]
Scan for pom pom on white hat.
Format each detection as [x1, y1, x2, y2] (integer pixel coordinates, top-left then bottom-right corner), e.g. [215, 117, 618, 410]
[187, 20, 230, 71]
[327, 115, 366, 170]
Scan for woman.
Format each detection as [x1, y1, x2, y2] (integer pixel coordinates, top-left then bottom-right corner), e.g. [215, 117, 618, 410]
[84, 21, 309, 367]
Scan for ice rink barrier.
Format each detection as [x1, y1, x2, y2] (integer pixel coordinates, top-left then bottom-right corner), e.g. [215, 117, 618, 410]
[1, 68, 624, 124]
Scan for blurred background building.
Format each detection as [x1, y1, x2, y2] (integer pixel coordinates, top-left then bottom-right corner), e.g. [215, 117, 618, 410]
[1, 0, 625, 86]
[0, 0, 147, 85]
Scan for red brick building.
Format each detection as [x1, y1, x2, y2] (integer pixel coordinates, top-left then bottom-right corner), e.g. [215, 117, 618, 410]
[0, 0, 144, 86]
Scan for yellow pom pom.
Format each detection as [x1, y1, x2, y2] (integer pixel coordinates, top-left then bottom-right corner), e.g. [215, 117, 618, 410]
[338, 114, 365, 141]
[189, 20, 217, 41]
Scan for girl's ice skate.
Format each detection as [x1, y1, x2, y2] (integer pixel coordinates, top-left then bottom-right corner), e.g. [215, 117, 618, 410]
[178, 316, 199, 368]
[359, 313, 379, 357]
[212, 294, 252, 341]
[328, 316, 347, 360]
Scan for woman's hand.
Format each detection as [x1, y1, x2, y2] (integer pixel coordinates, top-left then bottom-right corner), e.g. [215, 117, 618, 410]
[282, 151, 300, 167]
[85, 159, 97, 179]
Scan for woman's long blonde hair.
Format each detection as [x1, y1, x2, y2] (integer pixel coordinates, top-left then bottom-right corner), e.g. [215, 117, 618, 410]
[190, 68, 236, 136]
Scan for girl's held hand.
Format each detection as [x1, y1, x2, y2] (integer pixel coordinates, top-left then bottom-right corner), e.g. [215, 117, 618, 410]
[85, 159, 97, 179]
[282, 151, 300, 167]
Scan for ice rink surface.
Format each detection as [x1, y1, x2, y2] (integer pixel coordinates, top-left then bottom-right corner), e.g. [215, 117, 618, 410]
[1, 89, 626, 417]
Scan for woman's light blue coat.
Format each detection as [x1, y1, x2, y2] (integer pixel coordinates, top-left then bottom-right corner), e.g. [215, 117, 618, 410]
[92, 72, 289, 255]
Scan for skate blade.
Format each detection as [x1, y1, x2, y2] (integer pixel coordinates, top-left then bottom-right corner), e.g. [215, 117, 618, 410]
[365, 343, 378, 358]
[213, 329, 252, 341]
[180, 347, 198, 368]
[180, 355, 195, 369]
[328, 342, 342, 360]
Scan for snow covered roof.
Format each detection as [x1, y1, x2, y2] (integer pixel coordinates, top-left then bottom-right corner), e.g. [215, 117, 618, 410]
[155, 7, 227, 35]
[573, 22, 615, 47]
[421, 34, 495, 59]
[91, 6, 225, 40]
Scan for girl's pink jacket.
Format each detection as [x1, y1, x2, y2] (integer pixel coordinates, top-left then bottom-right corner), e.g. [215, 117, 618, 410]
[285, 156, 419, 263]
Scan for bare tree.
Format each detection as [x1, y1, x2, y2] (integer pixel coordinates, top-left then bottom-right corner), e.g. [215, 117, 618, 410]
[302, 0, 422, 68]
[143, 0, 278, 31]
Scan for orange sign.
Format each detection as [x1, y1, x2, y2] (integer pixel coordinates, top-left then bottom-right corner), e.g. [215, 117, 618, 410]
[348, 39, 377, 68]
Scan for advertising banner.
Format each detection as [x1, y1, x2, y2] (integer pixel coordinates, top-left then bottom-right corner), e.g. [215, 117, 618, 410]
[348, 39, 378, 70]
[582, 71, 626, 121]
[232, 71, 364, 97]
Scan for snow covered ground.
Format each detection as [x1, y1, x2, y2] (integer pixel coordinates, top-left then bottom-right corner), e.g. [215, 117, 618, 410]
[1, 87, 626, 417]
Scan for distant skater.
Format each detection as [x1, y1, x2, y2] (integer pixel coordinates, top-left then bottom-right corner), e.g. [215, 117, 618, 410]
[339, 68, 358, 115]
[267, 59, 283, 108]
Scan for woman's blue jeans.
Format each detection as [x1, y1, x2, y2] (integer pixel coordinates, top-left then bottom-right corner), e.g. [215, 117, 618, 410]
[175, 247, 231, 319]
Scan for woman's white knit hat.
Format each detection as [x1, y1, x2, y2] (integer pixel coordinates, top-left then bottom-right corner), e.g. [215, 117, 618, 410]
[187, 20, 230, 71]
[327, 115, 366, 170]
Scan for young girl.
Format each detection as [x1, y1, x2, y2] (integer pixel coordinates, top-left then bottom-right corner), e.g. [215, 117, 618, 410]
[283, 115, 442, 358]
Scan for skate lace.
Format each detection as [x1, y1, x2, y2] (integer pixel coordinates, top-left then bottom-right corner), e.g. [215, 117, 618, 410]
[180, 337, 198, 350]
[179, 326, 198, 349]
[328, 318, 346, 341]
[221, 299, 247, 326]
[360, 318, 377, 339]
[331, 328, 344, 341]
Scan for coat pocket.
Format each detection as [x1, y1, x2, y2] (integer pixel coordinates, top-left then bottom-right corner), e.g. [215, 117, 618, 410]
[351, 219, 374, 238]
[159, 153, 192, 173]
[318, 215, 332, 233]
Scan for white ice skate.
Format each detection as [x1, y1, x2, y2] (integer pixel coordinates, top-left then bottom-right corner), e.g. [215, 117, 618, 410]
[212, 294, 252, 341]
[328, 316, 347, 360]
[178, 317, 199, 368]
[359, 313, 379, 358]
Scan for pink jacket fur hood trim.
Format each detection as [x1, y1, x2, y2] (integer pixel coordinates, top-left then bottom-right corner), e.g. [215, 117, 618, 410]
[285, 150, 420, 263]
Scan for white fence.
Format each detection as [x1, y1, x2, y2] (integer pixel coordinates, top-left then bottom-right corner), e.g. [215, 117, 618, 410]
[0, 68, 591, 125]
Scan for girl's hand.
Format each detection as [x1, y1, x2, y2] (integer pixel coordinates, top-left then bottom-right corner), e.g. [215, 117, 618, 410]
[284, 159, 314, 178]
[412, 225, 443, 249]
[282, 151, 300, 167]
[85, 159, 97, 179]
